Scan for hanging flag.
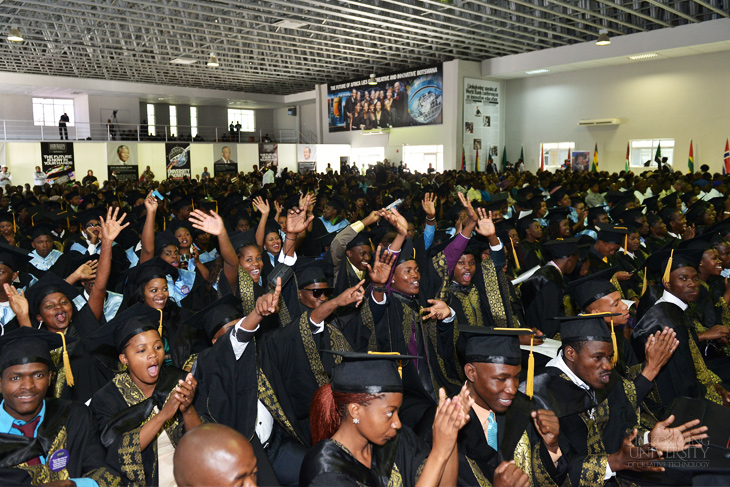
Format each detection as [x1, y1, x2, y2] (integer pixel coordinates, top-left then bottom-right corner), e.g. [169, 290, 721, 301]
[487, 151, 493, 171]
[461, 146, 466, 171]
[501, 146, 507, 171]
[654, 142, 662, 166]
[565, 147, 571, 170]
[540, 144, 544, 171]
[688, 140, 694, 174]
[625, 142, 630, 173]
[591, 143, 599, 173]
[724, 139, 730, 175]
[519, 146, 524, 162]
[475, 147, 479, 172]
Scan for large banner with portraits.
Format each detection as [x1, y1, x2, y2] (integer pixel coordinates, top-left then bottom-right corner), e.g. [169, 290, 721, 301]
[327, 64, 443, 132]
[258, 143, 278, 169]
[40, 142, 75, 183]
[212, 143, 238, 177]
[166, 143, 191, 180]
[107, 142, 139, 182]
[463, 78, 500, 171]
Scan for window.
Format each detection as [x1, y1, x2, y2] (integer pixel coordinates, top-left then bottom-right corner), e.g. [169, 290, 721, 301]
[630, 139, 674, 168]
[169, 105, 177, 137]
[32, 98, 74, 127]
[541, 142, 575, 170]
[351, 147, 385, 169]
[227, 109, 255, 132]
[190, 107, 198, 138]
[146, 104, 156, 136]
[403, 145, 443, 173]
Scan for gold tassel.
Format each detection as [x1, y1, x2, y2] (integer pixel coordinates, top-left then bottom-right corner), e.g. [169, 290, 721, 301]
[610, 317, 618, 367]
[641, 267, 647, 296]
[57, 332, 74, 387]
[662, 249, 674, 284]
[368, 351, 402, 378]
[511, 241, 521, 271]
[11, 212, 16, 234]
[157, 308, 164, 337]
[526, 334, 534, 399]
[623, 234, 628, 255]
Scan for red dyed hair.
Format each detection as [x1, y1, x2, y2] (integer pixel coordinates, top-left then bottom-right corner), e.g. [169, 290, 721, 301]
[310, 384, 378, 444]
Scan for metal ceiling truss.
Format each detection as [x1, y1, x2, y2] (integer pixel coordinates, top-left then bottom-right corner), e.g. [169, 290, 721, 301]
[0, 0, 726, 95]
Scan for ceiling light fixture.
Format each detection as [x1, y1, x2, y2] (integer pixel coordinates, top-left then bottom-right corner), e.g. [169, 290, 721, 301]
[207, 54, 219, 67]
[8, 28, 23, 42]
[525, 69, 550, 74]
[596, 29, 611, 46]
[628, 53, 659, 60]
[368, 73, 377, 85]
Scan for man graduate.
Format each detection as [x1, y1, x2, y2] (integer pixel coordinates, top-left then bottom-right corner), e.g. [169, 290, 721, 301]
[0, 327, 121, 486]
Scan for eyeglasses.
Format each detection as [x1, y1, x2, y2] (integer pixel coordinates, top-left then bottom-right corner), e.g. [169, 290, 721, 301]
[303, 288, 333, 299]
[85, 222, 101, 228]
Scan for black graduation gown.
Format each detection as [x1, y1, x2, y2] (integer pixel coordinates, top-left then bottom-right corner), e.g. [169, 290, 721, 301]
[28, 252, 74, 280]
[586, 246, 614, 274]
[259, 311, 354, 446]
[518, 240, 546, 270]
[614, 250, 648, 300]
[645, 234, 674, 253]
[90, 367, 188, 487]
[191, 327, 281, 486]
[457, 393, 568, 487]
[520, 265, 568, 338]
[299, 425, 429, 487]
[0, 399, 121, 485]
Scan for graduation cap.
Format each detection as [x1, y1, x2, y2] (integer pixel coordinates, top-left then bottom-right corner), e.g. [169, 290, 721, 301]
[0, 242, 30, 271]
[76, 207, 104, 227]
[605, 191, 626, 205]
[396, 238, 415, 266]
[127, 257, 179, 288]
[459, 326, 536, 398]
[586, 206, 608, 223]
[90, 302, 162, 352]
[516, 215, 537, 235]
[0, 327, 75, 382]
[26, 271, 81, 317]
[184, 293, 242, 341]
[463, 235, 491, 259]
[325, 351, 420, 394]
[679, 192, 697, 205]
[617, 206, 645, 225]
[596, 223, 629, 245]
[643, 196, 659, 212]
[326, 196, 347, 212]
[346, 231, 373, 251]
[229, 229, 257, 252]
[296, 261, 332, 289]
[677, 232, 717, 252]
[543, 238, 578, 259]
[546, 207, 571, 224]
[557, 313, 621, 365]
[645, 248, 703, 284]
[568, 266, 621, 311]
[154, 229, 180, 256]
[171, 197, 193, 212]
[684, 200, 709, 224]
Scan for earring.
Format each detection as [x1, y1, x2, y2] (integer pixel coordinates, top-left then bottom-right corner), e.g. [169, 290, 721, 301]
[352, 418, 360, 424]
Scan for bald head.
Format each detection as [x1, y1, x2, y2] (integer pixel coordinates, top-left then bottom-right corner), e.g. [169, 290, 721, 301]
[174, 423, 258, 487]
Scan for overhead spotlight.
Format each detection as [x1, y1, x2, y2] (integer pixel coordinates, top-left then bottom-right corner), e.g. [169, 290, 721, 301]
[207, 54, 219, 67]
[368, 73, 377, 86]
[8, 28, 23, 42]
[596, 29, 610, 46]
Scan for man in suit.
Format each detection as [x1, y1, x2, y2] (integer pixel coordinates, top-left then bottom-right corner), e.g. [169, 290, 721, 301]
[392, 81, 409, 126]
[214, 146, 236, 165]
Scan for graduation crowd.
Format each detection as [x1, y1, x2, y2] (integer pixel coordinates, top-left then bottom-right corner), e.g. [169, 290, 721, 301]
[2, 161, 730, 487]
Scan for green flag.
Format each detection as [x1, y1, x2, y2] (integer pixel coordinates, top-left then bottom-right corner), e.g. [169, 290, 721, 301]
[501, 147, 507, 171]
[519, 146, 524, 162]
[654, 143, 662, 166]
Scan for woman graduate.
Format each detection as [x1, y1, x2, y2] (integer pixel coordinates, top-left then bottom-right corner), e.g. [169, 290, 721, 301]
[301, 351, 474, 487]
[89, 304, 202, 487]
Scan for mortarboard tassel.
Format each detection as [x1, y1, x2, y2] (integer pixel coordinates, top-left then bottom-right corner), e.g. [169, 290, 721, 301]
[526, 334, 534, 399]
[11, 212, 16, 234]
[662, 249, 674, 285]
[368, 351, 402, 378]
[641, 267, 647, 296]
[157, 308, 164, 337]
[623, 234, 628, 255]
[610, 316, 618, 367]
[511, 242, 521, 271]
[57, 332, 74, 387]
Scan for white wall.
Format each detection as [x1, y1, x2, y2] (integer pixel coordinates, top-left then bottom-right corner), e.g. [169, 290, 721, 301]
[504, 50, 730, 174]
[298, 102, 317, 140]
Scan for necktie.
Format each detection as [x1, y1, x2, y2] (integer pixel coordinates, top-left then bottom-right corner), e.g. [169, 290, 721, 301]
[236, 328, 255, 343]
[486, 411, 498, 450]
[12, 416, 42, 465]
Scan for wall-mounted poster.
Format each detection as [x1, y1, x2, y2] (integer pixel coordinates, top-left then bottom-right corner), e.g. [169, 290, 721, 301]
[166, 143, 191, 180]
[41, 142, 75, 184]
[298, 162, 316, 173]
[297, 144, 316, 163]
[259, 143, 278, 168]
[106, 142, 139, 182]
[327, 64, 443, 132]
[213, 143, 238, 177]
[463, 78, 500, 172]
[571, 151, 591, 172]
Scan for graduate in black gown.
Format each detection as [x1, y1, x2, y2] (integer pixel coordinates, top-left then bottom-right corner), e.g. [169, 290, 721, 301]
[300, 351, 472, 487]
[89, 306, 202, 487]
[457, 327, 568, 487]
[0, 327, 121, 486]
[529, 315, 709, 487]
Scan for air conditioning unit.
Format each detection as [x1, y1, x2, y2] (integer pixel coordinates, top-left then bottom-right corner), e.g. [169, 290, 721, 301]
[578, 118, 621, 126]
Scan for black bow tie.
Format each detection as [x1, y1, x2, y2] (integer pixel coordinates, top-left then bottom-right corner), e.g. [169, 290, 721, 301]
[449, 281, 471, 295]
[236, 328, 255, 343]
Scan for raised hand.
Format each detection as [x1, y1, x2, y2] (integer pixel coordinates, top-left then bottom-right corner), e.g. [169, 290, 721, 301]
[455, 382, 475, 425]
[457, 192, 478, 222]
[189, 209, 225, 236]
[493, 461, 530, 487]
[255, 277, 281, 316]
[378, 207, 408, 235]
[431, 388, 465, 457]
[421, 192, 437, 219]
[365, 246, 397, 286]
[144, 191, 158, 213]
[336, 279, 366, 308]
[274, 200, 283, 218]
[474, 207, 496, 238]
[650, 415, 708, 453]
[73, 260, 98, 281]
[176, 373, 198, 414]
[253, 196, 270, 216]
[100, 206, 129, 242]
[643, 327, 678, 380]
[286, 196, 314, 235]
[422, 299, 451, 321]
[608, 429, 664, 473]
[531, 409, 560, 453]
[3, 283, 29, 321]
